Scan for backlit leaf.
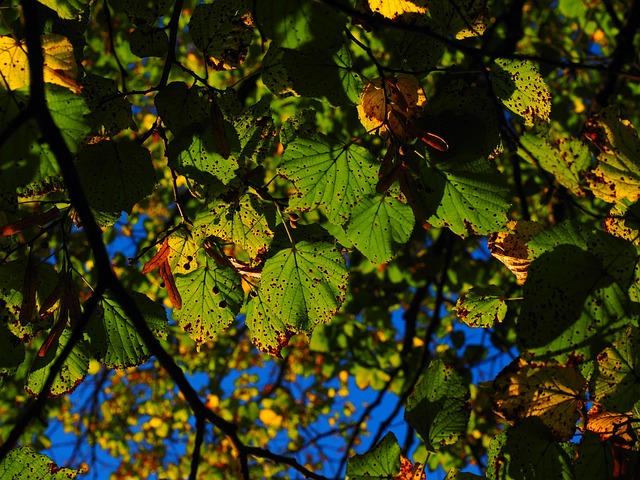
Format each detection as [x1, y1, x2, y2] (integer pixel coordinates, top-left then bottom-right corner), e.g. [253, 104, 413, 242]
[76, 139, 156, 214]
[429, 0, 488, 39]
[583, 106, 640, 203]
[488, 220, 544, 285]
[174, 257, 244, 348]
[345, 193, 415, 264]
[405, 359, 470, 451]
[491, 59, 551, 126]
[86, 291, 168, 369]
[492, 358, 586, 441]
[246, 240, 348, 356]
[367, 0, 428, 20]
[166, 230, 200, 275]
[455, 285, 507, 328]
[592, 326, 640, 412]
[37, 0, 89, 19]
[0, 446, 82, 479]
[587, 404, 637, 447]
[280, 136, 379, 225]
[345, 431, 401, 479]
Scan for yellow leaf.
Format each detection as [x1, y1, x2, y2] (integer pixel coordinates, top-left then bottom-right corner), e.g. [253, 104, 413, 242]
[368, 0, 428, 21]
[258, 408, 283, 428]
[587, 405, 636, 448]
[488, 220, 544, 284]
[492, 358, 586, 441]
[0, 34, 80, 93]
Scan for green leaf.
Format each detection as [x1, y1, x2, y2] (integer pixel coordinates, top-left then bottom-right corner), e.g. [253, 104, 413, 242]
[192, 194, 274, 261]
[82, 73, 136, 135]
[76, 139, 156, 214]
[129, 27, 168, 58]
[345, 432, 401, 479]
[174, 257, 244, 348]
[404, 359, 470, 451]
[47, 84, 91, 154]
[592, 326, 640, 412]
[188, 1, 253, 69]
[574, 431, 614, 480]
[246, 240, 348, 356]
[455, 285, 507, 328]
[444, 468, 485, 480]
[254, 0, 346, 50]
[0, 323, 25, 381]
[397, 17, 445, 72]
[26, 329, 90, 397]
[519, 132, 591, 197]
[233, 97, 277, 161]
[263, 45, 363, 106]
[279, 136, 379, 225]
[583, 106, 640, 203]
[154, 82, 211, 136]
[86, 291, 168, 369]
[345, 193, 415, 264]
[37, 0, 88, 19]
[0, 446, 82, 479]
[491, 58, 551, 126]
[167, 127, 240, 185]
[430, 0, 488, 39]
[486, 419, 575, 480]
[165, 230, 200, 275]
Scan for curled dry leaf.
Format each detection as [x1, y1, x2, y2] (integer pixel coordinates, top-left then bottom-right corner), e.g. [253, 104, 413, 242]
[141, 237, 171, 274]
[160, 260, 182, 310]
[0, 207, 60, 236]
[488, 220, 544, 284]
[394, 456, 425, 480]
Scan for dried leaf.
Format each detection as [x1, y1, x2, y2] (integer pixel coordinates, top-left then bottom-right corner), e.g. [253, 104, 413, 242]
[367, 0, 428, 21]
[0, 207, 60, 236]
[160, 260, 182, 310]
[587, 405, 637, 448]
[488, 220, 545, 284]
[141, 237, 170, 274]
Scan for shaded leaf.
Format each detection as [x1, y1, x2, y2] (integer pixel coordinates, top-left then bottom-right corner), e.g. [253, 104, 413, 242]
[492, 357, 586, 441]
[129, 27, 168, 58]
[37, 0, 89, 19]
[405, 359, 470, 451]
[583, 106, 640, 203]
[491, 58, 551, 126]
[345, 432, 401, 479]
[81, 73, 136, 135]
[174, 257, 244, 348]
[154, 82, 211, 136]
[280, 136, 379, 225]
[345, 193, 415, 264]
[455, 285, 507, 328]
[574, 431, 615, 480]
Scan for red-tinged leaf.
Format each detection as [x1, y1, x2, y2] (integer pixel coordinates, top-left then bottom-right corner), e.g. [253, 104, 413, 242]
[420, 131, 449, 152]
[38, 310, 67, 358]
[160, 260, 182, 310]
[211, 97, 230, 159]
[19, 253, 38, 325]
[142, 237, 170, 274]
[0, 206, 60, 236]
[38, 271, 64, 316]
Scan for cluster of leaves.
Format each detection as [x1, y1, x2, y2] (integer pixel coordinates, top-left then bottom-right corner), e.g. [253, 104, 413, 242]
[1, 0, 640, 478]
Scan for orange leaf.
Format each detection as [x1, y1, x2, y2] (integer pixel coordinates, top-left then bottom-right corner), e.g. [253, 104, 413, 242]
[488, 220, 544, 285]
[160, 260, 182, 310]
[142, 238, 171, 274]
[587, 405, 637, 448]
[0, 207, 60, 236]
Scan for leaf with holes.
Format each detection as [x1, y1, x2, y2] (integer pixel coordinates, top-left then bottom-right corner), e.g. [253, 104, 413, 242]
[26, 329, 89, 397]
[492, 58, 551, 126]
[174, 257, 244, 348]
[76, 139, 156, 214]
[405, 359, 470, 451]
[493, 358, 586, 441]
[165, 230, 200, 275]
[455, 285, 507, 328]
[86, 291, 168, 369]
[583, 106, 640, 203]
[346, 193, 415, 264]
[0, 446, 83, 479]
[345, 432, 402, 479]
[279, 136, 378, 225]
[592, 326, 640, 412]
[246, 241, 348, 356]
[192, 194, 273, 261]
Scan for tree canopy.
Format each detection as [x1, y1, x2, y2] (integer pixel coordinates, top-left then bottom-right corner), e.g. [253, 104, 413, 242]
[1, 0, 640, 478]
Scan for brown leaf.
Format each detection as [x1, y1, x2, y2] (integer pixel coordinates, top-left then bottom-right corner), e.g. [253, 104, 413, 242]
[160, 260, 182, 310]
[0, 206, 60, 236]
[488, 220, 544, 284]
[37, 309, 67, 358]
[142, 237, 171, 274]
[587, 405, 637, 448]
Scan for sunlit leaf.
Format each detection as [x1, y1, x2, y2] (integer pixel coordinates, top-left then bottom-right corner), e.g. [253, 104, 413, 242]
[583, 106, 640, 203]
[37, 0, 89, 19]
[166, 230, 200, 275]
[174, 257, 244, 348]
[429, 0, 488, 39]
[246, 240, 348, 356]
[345, 193, 415, 264]
[86, 291, 168, 369]
[592, 326, 640, 412]
[280, 135, 379, 225]
[345, 432, 401, 479]
[405, 359, 470, 451]
[491, 59, 551, 126]
[455, 285, 507, 328]
[0, 446, 83, 479]
[492, 358, 586, 441]
[488, 220, 544, 285]
[367, 0, 428, 20]
[587, 404, 637, 447]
